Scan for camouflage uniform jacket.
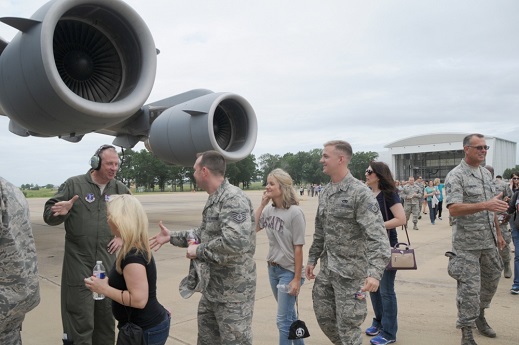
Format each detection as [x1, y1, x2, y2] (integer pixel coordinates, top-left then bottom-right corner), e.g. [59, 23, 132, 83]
[43, 171, 130, 286]
[170, 180, 256, 303]
[401, 183, 423, 205]
[307, 173, 390, 281]
[0, 177, 40, 329]
[445, 159, 497, 250]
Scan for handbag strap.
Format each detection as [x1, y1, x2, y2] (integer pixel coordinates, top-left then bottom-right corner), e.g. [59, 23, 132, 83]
[122, 290, 133, 322]
[382, 194, 412, 246]
[402, 224, 411, 246]
[295, 296, 299, 319]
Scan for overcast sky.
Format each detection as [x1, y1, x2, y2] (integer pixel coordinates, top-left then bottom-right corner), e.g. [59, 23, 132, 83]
[1, 0, 519, 186]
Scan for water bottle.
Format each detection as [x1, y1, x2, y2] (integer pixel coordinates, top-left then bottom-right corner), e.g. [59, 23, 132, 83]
[277, 284, 290, 293]
[187, 232, 199, 245]
[92, 261, 105, 300]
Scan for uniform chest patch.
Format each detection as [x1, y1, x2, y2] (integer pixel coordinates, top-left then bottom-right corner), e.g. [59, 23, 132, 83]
[231, 211, 248, 224]
[85, 193, 95, 203]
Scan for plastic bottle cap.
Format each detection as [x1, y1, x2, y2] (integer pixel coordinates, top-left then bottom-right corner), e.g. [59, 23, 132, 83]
[96, 261, 102, 264]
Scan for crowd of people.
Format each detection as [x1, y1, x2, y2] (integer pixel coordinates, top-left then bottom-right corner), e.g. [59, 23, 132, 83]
[2, 134, 518, 345]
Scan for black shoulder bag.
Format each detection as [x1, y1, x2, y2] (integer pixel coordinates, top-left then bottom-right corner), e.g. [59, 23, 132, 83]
[117, 291, 144, 345]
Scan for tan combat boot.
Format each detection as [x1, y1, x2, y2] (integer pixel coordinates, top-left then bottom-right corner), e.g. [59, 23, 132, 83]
[504, 261, 512, 278]
[475, 308, 496, 338]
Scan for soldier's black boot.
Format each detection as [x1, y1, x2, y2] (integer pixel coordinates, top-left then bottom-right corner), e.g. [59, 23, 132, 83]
[475, 308, 496, 338]
[461, 327, 477, 345]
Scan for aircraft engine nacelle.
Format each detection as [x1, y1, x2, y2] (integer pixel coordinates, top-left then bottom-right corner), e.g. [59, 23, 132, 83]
[146, 92, 258, 166]
[0, 0, 157, 136]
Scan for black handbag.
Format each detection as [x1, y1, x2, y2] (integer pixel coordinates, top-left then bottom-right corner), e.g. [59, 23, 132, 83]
[117, 291, 144, 345]
[288, 297, 310, 340]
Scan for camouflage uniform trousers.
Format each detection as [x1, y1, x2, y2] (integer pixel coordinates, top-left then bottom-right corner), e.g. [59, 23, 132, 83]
[404, 202, 420, 226]
[312, 267, 366, 345]
[500, 224, 512, 264]
[447, 248, 502, 328]
[197, 295, 254, 345]
[0, 315, 24, 345]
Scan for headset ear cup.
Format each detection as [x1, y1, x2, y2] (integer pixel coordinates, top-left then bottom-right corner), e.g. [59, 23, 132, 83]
[90, 155, 100, 170]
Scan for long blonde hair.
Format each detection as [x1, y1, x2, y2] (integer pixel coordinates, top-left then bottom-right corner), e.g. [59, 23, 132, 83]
[268, 168, 299, 209]
[107, 195, 151, 274]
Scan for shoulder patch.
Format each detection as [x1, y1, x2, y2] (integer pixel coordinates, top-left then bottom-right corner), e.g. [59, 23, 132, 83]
[368, 202, 380, 213]
[231, 211, 248, 224]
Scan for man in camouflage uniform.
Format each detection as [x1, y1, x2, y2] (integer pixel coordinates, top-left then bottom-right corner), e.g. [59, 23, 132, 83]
[485, 167, 513, 279]
[305, 140, 390, 345]
[0, 176, 40, 345]
[402, 176, 423, 230]
[44, 145, 130, 345]
[445, 134, 507, 345]
[150, 150, 256, 345]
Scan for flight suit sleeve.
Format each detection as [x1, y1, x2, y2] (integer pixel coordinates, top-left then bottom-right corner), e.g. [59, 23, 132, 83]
[43, 180, 73, 226]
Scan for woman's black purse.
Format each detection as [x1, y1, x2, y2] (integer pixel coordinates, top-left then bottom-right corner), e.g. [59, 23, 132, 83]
[117, 291, 144, 345]
[288, 296, 310, 340]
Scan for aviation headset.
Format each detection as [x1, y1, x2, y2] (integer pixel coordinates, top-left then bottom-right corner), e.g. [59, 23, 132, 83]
[89, 145, 120, 170]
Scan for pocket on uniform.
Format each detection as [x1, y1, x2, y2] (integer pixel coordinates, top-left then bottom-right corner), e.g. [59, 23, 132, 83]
[447, 254, 465, 282]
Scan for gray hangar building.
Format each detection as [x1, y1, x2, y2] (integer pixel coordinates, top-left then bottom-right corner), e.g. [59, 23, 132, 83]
[379, 133, 517, 182]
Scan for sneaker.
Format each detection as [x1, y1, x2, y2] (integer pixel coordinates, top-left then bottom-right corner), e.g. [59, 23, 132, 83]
[418, 215, 422, 219]
[511, 287, 519, 295]
[365, 326, 381, 336]
[370, 335, 396, 345]
[431, 222, 435, 225]
[438, 217, 442, 220]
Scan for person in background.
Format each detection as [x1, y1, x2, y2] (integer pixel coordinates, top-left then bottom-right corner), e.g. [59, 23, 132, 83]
[305, 140, 390, 345]
[485, 168, 513, 280]
[416, 176, 427, 217]
[445, 133, 507, 345]
[424, 180, 439, 225]
[434, 178, 444, 220]
[402, 177, 423, 230]
[256, 168, 306, 345]
[150, 150, 256, 345]
[364, 162, 406, 345]
[44, 144, 130, 345]
[84, 195, 170, 345]
[506, 171, 519, 294]
[0, 176, 40, 345]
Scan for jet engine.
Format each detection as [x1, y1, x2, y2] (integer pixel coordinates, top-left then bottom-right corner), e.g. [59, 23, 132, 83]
[146, 92, 257, 166]
[0, 0, 157, 137]
[0, 0, 257, 165]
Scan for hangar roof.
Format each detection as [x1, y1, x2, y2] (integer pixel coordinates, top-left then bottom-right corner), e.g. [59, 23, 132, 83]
[384, 133, 498, 148]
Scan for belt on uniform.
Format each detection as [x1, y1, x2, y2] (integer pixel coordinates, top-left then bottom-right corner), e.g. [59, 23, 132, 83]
[268, 261, 280, 267]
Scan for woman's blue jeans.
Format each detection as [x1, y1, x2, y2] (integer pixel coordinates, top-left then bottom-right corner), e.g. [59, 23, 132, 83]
[511, 226, 519, 289]
[369, 269, 398, 341]
[427, 201, 437, 224]
[143, 311, 171, 345]
[268, 264, 305, 345]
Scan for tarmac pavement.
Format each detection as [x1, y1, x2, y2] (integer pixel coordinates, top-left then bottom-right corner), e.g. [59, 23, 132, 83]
[21, 191, 517, 344]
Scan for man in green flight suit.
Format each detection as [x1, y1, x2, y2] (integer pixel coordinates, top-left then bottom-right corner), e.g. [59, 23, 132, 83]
[44, 145, 130, 345]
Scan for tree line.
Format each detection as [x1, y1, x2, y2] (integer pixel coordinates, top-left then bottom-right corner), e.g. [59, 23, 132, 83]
[115, 148, 380, 191]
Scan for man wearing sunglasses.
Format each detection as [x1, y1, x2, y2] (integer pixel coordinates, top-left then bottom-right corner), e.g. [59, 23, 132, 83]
[445, 133, 507, 345]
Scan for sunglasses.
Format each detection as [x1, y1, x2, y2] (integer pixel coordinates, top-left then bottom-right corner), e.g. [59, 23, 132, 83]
[365, 169, 374, 175]
[512, 177, 519, 180]
[466, 145, 490, 151]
